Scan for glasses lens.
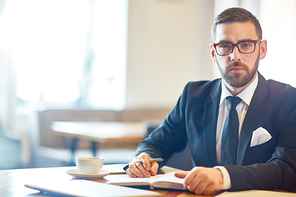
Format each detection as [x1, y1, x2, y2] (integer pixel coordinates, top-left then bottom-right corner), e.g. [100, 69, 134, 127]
[215, 43, 232, 55]
[237, 41, 255, 53]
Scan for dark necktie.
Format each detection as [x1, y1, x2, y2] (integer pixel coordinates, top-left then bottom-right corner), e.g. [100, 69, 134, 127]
[220, 96, 242, 165]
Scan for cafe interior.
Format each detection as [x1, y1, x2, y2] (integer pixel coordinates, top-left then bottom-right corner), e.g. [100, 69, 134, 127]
[0, 0, 295, 171]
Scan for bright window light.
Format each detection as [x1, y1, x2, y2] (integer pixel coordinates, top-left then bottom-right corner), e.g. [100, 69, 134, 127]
[0, 0, 128, 110]
[259, 0, 296, 88]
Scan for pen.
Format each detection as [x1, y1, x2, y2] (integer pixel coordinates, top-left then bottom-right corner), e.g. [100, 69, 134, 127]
[135, 158, 164, 163]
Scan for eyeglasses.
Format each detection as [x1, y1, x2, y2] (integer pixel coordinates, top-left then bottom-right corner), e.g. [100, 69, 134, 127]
[213, 40, 261, 56]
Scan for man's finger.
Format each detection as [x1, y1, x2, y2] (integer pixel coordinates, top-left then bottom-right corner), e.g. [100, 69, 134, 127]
[191, 180, 206, 194]
[126, 168, 137, 178]
[150, 162, 159, 176]
[135, 162, 151, 178]
[138, 154, 151, 171]
[129, 162, 145, 178]
[203, 184, 216, 195]
[174, 171, 189, 179]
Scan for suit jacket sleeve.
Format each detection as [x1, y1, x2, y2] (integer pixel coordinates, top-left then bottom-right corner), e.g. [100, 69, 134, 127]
[135, 83, 190, 167]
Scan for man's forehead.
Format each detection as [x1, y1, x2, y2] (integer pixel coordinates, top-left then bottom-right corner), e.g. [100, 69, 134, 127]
[214, 21, 257, 43]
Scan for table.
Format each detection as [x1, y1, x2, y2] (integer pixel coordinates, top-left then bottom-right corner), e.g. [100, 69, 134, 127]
[0, 164, 207, 197]
[51, 121, 147, 164]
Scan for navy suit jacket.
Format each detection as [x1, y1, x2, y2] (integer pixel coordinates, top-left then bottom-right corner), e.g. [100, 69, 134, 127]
[136, 72, 296, 191]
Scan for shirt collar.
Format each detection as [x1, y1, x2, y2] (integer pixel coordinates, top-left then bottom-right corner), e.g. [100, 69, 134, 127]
[220, 72, 258, 106]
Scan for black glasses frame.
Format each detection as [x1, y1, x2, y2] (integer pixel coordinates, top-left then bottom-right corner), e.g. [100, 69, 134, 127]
[213, 40, 261, 56]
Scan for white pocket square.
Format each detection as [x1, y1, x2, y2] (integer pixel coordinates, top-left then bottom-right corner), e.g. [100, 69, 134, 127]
[250, 127, 272, 147]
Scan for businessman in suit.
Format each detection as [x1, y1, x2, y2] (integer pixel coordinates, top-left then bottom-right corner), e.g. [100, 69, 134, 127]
[125, 7, 296, 195]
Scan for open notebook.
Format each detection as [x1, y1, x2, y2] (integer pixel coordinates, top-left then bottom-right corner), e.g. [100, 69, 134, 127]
[25, 179, 160, 197]
[107, 172, 187, 190]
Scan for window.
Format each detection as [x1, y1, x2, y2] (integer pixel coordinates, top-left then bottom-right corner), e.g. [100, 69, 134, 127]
[259, 0, 296, 87]
[1, 0, 128, 110]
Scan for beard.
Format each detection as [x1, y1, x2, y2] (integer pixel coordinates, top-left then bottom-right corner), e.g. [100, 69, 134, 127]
[217, 54, 259, 88]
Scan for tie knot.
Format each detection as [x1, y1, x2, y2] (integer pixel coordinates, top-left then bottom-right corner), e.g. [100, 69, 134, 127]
[226, 96, 241, 110]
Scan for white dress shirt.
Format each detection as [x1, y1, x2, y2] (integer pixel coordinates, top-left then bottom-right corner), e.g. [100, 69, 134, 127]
[215, 73, 258, 190]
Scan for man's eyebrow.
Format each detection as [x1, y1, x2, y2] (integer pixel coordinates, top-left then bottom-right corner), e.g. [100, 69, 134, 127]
[237, 39, 258, 43]
[216, 40, 232, 44]
[216, 39, 258, 44]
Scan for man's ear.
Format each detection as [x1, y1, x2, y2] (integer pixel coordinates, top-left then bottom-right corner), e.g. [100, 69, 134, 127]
[259, 40, 267, 60]
[210, 43, 217, 63]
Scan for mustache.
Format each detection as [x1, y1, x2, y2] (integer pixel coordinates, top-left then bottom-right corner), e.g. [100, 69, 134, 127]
[227, 61, 248, 70]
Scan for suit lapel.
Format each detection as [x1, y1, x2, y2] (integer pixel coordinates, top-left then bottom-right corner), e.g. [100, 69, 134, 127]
[237, 73, 268, 165]
[203, 80, 221, 166]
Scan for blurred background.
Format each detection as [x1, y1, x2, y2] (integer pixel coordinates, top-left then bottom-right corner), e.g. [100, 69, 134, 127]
[0, 0, 295, 170]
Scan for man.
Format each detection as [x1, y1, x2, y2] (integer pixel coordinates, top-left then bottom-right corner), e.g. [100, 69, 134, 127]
[125, 7, 296, 195]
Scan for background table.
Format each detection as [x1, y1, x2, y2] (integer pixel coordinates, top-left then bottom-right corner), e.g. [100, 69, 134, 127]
[51, 121, 147, 164]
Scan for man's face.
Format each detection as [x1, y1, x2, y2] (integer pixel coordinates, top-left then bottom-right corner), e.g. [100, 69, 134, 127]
[210, 22, 267, 88]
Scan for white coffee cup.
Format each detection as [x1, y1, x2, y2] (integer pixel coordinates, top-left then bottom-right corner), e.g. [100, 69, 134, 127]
[76, 157, 104, 174]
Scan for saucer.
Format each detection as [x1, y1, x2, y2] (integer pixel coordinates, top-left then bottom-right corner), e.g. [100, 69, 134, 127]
[66, 169, 110, 179]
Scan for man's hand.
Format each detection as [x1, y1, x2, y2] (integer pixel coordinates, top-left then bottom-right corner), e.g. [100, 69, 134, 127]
[175, 167, 223, 195]
[126, 153, 159, 178]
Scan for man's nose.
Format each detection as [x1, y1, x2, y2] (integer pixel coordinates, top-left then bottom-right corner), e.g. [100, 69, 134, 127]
[230, 46, 242, 61]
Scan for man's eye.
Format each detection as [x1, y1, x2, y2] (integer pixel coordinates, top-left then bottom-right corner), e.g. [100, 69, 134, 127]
[219, 44, 231, 49]
[240, 42, 252, 47]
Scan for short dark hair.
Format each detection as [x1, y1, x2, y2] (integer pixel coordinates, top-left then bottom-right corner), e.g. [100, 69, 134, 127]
[212, 7, 262, 42]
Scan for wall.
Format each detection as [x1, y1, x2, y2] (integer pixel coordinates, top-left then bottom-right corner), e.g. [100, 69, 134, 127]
[126, 0, 215, 109]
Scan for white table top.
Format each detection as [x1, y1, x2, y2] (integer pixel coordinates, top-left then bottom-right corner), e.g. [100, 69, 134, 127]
[51, 121, 148, 143]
